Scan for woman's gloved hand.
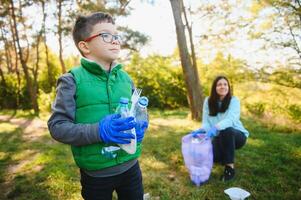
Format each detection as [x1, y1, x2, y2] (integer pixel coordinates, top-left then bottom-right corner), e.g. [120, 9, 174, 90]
[191, 128, 206, 138]
[99, 114, 135, 144]
[206, 126, 218, 138]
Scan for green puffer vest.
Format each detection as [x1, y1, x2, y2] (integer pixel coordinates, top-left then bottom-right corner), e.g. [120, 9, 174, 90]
[70, 58, 142, 170]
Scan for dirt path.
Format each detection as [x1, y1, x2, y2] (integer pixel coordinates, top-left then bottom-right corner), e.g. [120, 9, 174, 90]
[0, 115, 48, 141]
[0, 115, 49, 198]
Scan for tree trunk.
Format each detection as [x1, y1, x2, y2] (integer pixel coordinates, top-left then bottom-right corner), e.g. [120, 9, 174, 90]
[170, 0, 203, 120]
[41, 1, 54, 89]
[57, 0, 66, 73]
[10, 0, 39, 115]
[1, 28, 13, 73]
[9, 9, 21, 108]
[182, 6, 197, 73]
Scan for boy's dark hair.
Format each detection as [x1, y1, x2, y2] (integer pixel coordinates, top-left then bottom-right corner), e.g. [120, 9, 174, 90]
[208, 75, 232, 116]
[72, 12, 115, 55]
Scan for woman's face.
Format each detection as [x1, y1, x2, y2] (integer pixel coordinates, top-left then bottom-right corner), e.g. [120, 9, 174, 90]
[216, 78, 229, 99]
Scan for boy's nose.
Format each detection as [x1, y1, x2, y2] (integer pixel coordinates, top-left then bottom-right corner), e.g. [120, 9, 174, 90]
[111, 38, 120, 45]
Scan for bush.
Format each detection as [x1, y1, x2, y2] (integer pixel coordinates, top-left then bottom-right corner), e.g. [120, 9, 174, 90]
[246, 102, 265, 117]
[287, 104, 301, 122]
[38, 89, 56, 113]
[0, 75, 31, 109]
[126, 54, 188, 109]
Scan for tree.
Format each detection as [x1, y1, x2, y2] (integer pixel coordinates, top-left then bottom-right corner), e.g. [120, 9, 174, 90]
[0, 0, 151, 112]
[10, 0, 39, 115]
[118, 26, 149, 52]
[170, 0, 204, 120]
[249, 0, 301, 66]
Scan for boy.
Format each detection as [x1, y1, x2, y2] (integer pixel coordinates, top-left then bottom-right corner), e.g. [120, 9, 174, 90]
[48, 12, 148, 200]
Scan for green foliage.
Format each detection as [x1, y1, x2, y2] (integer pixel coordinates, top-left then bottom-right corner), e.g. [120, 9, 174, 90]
[125, 53, 188, 109]
[235, 81, 301, 125]
[119, 26, 149, 52]
[0, 74, 31, 109]
[38, 50, 61, 93]
[287, 104, 301, 122]
[268, 67, 301, 89]
[124, 52, 256, 109]
[245, 102, 266, 117]
[198, 52, 255, 96]
[38, 89, 56, 113]
[0, 77, 17, 109]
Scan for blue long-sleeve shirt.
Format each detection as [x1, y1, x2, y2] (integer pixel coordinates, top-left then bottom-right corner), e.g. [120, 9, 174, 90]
[201, 96, 249, 137]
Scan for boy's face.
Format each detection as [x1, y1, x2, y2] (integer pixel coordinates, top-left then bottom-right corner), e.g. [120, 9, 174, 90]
[79, 22, 121, 65]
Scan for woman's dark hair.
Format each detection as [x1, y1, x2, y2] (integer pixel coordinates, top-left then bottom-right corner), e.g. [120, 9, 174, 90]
[72, 12, 115, 55]
[208, 75, 232, 116]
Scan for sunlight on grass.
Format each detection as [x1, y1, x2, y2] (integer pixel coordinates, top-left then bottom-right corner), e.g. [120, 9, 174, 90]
[292, 148, 301, 159]
[0, 152, 6, 160]
[247, 138, 265, 147]
[141, 157, 168, 170]
[45, 171, 81, 200]
[0, 123, 18, 133]
[11, 150, 37, 160]
[0, 109, 36, 119]
[151, 118, 199, 129]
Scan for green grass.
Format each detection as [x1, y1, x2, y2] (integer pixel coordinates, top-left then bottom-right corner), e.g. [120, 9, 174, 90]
[0, 109, 300, 199]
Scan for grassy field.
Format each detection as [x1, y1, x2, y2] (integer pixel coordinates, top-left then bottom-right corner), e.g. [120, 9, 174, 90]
[0, 109, 300, 199]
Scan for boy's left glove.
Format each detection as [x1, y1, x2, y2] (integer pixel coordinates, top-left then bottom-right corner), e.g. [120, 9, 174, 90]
[99, 114, 135, 144]
[135, 121, 149, 142]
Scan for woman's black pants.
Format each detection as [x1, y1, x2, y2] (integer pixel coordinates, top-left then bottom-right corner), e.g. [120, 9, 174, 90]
[212, 127, 247, 164]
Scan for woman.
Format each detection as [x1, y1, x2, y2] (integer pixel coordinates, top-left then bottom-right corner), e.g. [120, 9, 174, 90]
[194, 75, 249, 181]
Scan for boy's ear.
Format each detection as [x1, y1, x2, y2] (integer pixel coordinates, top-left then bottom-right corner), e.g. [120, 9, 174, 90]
[78, 41, 90, 55]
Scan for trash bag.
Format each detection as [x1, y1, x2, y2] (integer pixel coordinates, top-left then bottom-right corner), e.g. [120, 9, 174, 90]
[181, 133, 213, 186]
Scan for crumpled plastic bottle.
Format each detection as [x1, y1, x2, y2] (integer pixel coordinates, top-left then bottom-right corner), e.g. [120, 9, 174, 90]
[116, 97, 136, 154]
[181, 133, 213, 186]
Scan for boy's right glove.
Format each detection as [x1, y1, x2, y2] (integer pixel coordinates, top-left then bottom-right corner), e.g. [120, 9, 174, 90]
[99, 114, 135, 144]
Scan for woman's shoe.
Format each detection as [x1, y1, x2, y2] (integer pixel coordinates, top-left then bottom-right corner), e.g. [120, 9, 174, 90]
[220, 165, 235, 182]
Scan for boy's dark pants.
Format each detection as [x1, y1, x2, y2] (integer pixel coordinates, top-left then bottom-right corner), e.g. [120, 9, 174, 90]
[80, 161, 144, 200]
[212, 127, 247, 164]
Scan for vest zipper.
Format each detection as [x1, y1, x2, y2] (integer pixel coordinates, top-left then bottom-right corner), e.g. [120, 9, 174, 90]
[106, 73, 112, 114]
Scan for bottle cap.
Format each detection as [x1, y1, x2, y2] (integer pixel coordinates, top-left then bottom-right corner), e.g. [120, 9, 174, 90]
[138, 96, 148, 107]
[119, 97, 129, 104]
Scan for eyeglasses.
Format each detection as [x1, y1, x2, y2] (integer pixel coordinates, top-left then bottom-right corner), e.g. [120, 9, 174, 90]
[84, 32, 122, 44]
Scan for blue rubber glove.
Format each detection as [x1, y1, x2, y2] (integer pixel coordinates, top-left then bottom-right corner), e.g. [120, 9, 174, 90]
[99, 114, 135, 144]
[135, 121, 148, 142]
[191, 128, 206, 138]
[207, 126, 218, 138]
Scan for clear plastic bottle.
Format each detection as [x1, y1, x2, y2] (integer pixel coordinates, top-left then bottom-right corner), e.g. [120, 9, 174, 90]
[134, 96, 149, 122]
[101, 146, 120, 159]
[115, 97, 136, 154]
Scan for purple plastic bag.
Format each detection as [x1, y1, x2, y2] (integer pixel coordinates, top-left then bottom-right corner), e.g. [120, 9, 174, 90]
[181, 133, 213, 186]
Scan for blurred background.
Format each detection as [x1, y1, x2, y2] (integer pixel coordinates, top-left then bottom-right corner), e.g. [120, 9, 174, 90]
[0, 0, 300, 123]
[0, 0, 300, 127]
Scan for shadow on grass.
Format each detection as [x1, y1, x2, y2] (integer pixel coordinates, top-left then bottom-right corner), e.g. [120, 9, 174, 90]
[0, 123, 80, 200]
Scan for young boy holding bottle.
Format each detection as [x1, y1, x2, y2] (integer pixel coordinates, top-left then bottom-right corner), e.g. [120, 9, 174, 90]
[48, 12, 148, 200]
